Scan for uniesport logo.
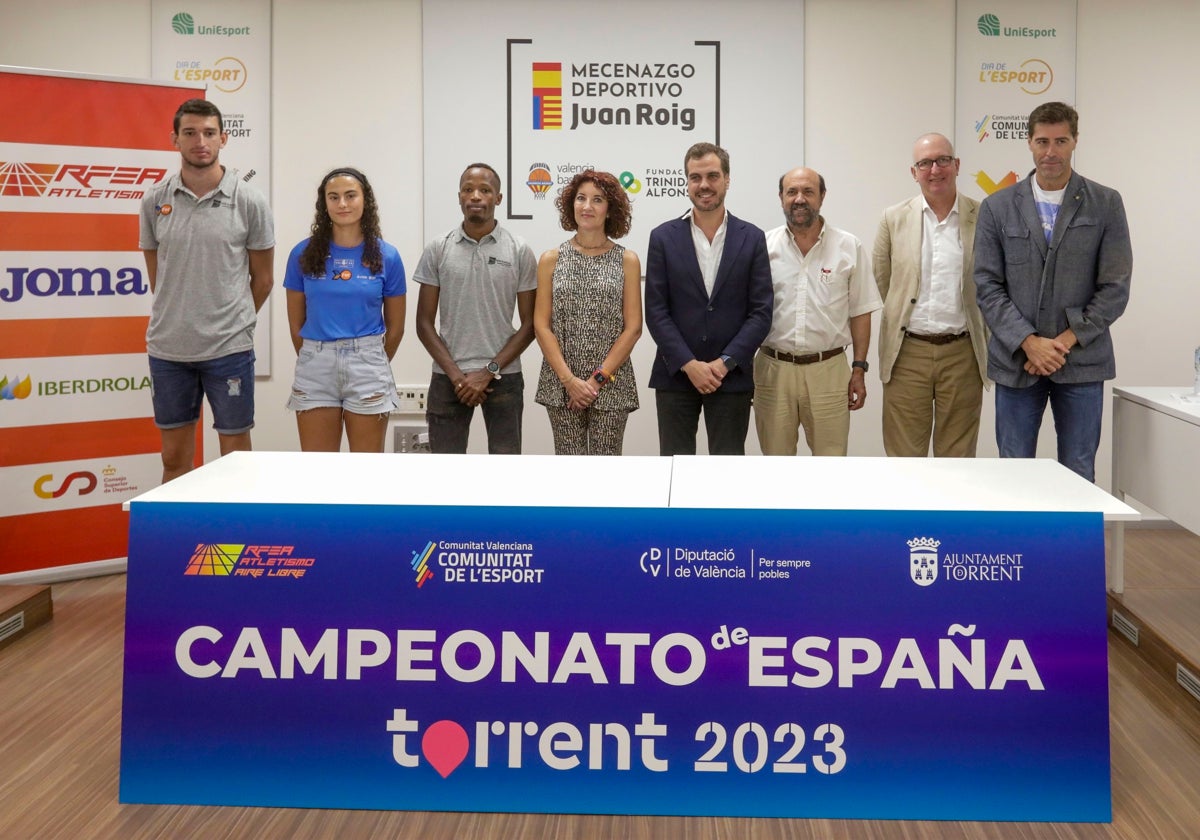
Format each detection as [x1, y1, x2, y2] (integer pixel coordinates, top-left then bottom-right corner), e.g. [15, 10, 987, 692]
[411, 540, 435, 587]
[619, 171, 642, 194]
[1, 375, 32, 400]
[908, 537, 940, 586]
[170, 11, 250, 37]
[975, 170, 1018, 195]
[532, 62, 563, 130]
[0, 162, 167, 198]
[977, 13, 1058, 40]
[184, 544, 315, 578]
[526, 162, 553, 198]
[34, 471, 97, 499]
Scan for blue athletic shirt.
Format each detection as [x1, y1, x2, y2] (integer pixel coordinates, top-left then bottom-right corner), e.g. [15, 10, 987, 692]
[283, 238, 406, 341]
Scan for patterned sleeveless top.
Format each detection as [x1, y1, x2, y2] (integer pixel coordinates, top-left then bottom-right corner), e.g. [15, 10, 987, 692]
[535, 241, 638, 411]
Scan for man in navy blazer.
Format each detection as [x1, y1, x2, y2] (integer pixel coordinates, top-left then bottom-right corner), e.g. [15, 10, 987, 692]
[644, 143, 773, 455]
[975, 101, 1132, 482]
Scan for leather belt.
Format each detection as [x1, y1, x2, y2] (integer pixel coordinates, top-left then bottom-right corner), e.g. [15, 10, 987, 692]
[905, 331, 969, 346]
[760, 346, 844, 365]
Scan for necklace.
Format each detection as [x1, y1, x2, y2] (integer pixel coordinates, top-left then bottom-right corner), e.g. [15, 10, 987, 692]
[572, 234, 610, 252]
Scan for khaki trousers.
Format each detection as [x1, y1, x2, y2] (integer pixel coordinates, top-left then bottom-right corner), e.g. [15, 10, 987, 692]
[881, 335, 983, 457]
[753, 351, 850, 456]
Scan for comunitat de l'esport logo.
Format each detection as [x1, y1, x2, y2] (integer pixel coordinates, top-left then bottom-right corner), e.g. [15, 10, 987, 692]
[411, 539, 543, 588]
[184, 544, 316, 579]
[907, 536, 1026, 586]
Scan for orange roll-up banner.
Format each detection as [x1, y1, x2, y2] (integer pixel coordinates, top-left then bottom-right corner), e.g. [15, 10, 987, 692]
[0, 67, 201, 579]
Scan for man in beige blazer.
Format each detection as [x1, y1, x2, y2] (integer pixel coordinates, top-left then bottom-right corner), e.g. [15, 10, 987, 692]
[873, 133, 988, 457]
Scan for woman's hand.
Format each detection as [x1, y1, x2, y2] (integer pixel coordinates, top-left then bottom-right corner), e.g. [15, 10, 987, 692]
[564, 376, 599, 411]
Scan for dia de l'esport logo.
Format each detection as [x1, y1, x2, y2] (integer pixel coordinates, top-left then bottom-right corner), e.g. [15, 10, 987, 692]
[172, 12, 195, 35]
[978, 14, 1001, 36]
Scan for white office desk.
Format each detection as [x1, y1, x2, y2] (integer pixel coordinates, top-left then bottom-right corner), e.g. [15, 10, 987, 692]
[120, 451, 1126, 821]
[125, 451, 674, 508]
[1111, 386, 1200, 592]
[671, 455, 1140, 519]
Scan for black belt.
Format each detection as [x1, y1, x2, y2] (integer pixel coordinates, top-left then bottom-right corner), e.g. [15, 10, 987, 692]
[905, 331, 969, 346]
[760, 346, 844, 365]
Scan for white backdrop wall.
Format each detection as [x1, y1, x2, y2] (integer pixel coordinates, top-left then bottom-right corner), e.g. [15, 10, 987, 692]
[3, 0, 1196, 492]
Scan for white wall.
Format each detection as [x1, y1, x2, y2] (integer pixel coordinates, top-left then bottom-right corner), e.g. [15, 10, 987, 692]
[3, 0, 1197, 488]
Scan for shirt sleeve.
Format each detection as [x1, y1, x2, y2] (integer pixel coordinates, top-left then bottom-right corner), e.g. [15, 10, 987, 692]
[848, 237, 883, 316]
[383, 244, 407, 297]
[412, 238, 443, 288]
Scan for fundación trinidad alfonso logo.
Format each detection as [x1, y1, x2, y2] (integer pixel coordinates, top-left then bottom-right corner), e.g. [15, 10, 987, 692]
[532, 63, 563, 130]
[975, 170, 1019, 195]
[412, 540, 435, 587]
[908, 537, 941, 587]
[184, 544, 316, 578]
[1, 375, 33, 400]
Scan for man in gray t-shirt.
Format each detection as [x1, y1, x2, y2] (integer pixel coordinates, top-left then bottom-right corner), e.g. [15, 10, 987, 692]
[414, 163, 537, 453]
[139, 99, 275, 482]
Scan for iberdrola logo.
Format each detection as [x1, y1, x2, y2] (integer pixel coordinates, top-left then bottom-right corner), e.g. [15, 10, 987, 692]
[172, 12, 195, 35]
[1, 375, 33, 400]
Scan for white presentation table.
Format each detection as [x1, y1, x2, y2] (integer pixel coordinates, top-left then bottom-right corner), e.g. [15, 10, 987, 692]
[125, 451, 674, 509]
[671, 455, 1139, 518]
[1111, 386, 1200, 592]
[120, 451, 1135, 822]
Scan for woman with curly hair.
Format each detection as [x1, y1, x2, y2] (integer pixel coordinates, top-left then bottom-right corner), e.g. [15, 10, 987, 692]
[534, 169, 642, 455]
[284, 167, 405, 451]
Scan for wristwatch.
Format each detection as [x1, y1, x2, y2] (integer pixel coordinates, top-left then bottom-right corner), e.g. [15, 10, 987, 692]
[720, 354, 737, 371]
[486, 361, 501, 380]
[851, 360, 869, 373]
[593, 368, 614, 386]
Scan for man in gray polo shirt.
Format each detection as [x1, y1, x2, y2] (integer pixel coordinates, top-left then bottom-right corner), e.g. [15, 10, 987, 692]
[140, 99, 274, 482]
[415, 163, 537, 453]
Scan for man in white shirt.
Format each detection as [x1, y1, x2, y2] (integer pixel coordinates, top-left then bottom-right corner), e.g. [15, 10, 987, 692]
[754, 167, 882, 456]
[873, 133, 988, 457]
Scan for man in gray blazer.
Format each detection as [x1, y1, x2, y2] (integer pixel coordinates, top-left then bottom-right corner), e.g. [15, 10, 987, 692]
[874, 133, 988, 457]
[974, 102, 1132, 481]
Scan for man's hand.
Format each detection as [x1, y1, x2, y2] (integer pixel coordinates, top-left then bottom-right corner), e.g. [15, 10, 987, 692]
[848, 369, 867, 410]
[1021, 334, 1070, 376]
[455, 369, 494, 407]
[684, 359, 723, 395]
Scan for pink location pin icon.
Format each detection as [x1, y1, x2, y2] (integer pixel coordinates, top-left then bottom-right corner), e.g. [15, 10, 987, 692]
[421, 719, 469, 778]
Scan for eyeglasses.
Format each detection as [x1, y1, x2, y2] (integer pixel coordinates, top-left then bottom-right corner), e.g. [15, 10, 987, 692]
[914, 156, 956, 171]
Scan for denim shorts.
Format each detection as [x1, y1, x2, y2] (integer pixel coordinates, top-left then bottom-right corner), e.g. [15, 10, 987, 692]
[287, 336, 398, 415]
[149, 350, 256, 435]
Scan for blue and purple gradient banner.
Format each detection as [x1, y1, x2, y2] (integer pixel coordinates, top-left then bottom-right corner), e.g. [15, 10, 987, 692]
[120, 503, 1110, 821]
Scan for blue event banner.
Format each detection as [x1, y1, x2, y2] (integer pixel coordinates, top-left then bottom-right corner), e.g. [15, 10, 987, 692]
[120, 503, 1110, 821]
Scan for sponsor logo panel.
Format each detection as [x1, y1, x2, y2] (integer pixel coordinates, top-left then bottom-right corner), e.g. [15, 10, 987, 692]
[3, 452, 160, 516]
[0, 143, 178, 214]
[0, 353, 153, 428]
[0, 251, 153, 318]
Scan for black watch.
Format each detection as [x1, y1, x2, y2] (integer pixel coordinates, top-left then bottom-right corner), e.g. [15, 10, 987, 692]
[851, 360, 869, 373]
